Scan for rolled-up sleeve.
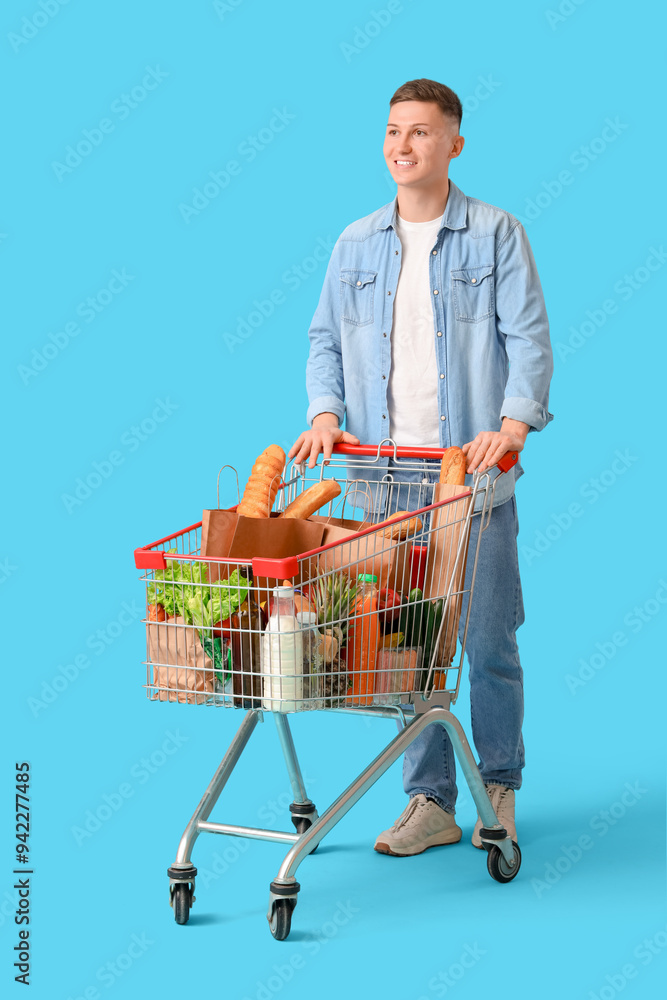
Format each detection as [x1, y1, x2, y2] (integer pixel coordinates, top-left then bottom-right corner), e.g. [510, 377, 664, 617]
[495, 222, 554, 432]
[305, 240, 346, 428]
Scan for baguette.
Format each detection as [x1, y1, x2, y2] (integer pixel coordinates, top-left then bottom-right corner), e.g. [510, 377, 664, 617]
[374, 510, 423, 540]
[280, 480, 341, 519]
[439, 446, 466, 486]
[236, 444, 285, 518]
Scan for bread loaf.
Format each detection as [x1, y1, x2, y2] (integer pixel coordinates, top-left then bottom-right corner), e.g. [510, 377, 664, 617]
[374, 510, 423, 540]
[439, 447, 466, 486]
[279, 480, 341, 519]
[236, 444, 286, 518]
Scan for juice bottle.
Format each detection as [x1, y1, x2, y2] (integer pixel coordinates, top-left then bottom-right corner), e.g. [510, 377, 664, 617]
[347, 574, 380, 706]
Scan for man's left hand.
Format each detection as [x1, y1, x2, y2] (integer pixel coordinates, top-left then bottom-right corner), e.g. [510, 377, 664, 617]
[462, 418, 530, 474]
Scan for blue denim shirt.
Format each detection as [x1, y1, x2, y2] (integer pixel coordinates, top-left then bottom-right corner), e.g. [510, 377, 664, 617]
[305, 179, 554, 512]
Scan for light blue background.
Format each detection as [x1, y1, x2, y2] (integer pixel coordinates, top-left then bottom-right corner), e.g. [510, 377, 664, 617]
[4, 1, 666, 998]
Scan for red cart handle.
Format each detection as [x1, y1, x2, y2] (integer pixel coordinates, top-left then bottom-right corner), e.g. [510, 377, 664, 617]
[332, 443, 519, 474]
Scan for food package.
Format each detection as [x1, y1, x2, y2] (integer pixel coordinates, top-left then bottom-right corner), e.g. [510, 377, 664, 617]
[147, 615, 215, 705]
[308, 514, 412, 593]
[373, 648, 421, 697]
[200, 507, 326, 605]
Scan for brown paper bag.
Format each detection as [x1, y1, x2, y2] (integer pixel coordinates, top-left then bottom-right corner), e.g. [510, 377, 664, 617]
[309, 514, 406, 590]
[422, 485, 473, 685]
[200, 508, 325, 605]
[147, 615, 215, 704]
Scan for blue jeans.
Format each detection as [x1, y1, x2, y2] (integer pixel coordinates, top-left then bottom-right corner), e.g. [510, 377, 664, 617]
[383, 460, 526, 813]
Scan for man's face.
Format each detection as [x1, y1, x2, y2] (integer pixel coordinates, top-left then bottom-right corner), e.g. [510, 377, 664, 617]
[383, 100, 463, 189]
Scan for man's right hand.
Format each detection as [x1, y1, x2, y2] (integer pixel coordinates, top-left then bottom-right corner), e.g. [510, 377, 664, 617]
[288, 413, 360, 469]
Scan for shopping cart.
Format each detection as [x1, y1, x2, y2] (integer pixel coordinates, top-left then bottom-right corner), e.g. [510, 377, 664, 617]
[134, 442, 521, 940]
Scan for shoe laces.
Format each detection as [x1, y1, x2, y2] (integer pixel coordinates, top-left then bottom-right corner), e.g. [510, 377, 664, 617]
[393, 794, 427, 831]
[487, 784, 511, 815]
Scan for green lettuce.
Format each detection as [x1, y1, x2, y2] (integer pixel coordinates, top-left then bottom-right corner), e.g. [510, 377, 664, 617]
[147, 550, 249, 627]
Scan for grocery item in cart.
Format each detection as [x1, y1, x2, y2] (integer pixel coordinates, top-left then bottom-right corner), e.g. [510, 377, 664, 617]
[279, 479, 341, 519]
[374, 510, 423, 540]
[236, 444, 286, 518]
[230, 595, 266, 709]
[374, 647, 421, 702]
[147, 615, 216, 705]
[295, 611, 324, 707]
[261, 586, 304, 712]
[347, 573, 381, 706]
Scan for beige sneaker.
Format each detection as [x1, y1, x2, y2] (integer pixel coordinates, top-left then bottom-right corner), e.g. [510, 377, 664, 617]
[471, 785, 517, 849]
[374, 794, 462, 856]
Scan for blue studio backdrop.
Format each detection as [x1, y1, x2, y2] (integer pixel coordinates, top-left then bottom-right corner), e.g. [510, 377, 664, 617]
[4, 2, 666, 998]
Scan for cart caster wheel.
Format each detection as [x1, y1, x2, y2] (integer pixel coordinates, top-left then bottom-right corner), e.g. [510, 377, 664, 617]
[487, 841, 521, 883]
[293, 816, 319, 853]
[268, 897, 296, 941]
[172, 883, 192, 924]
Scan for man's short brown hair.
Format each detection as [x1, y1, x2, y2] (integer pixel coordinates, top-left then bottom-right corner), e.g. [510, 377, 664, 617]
[389, 79, 462, 130]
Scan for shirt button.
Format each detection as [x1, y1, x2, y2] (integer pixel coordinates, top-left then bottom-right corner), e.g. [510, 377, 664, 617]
[471, 278, 477, 284]
[432, 250, 437, 255]
[383, 332, 387, 338]
[433, 289, 439, 295]
[388, 290, 392, 295]
[356, 280, 362, 287]
[437, 331, 442, 337]
[439, 374, 445, 379]
[395, 250, 399, 255]
[441, 415, 446, 421]
[382, 414, 386, 419]
[381, 375, 386, 380]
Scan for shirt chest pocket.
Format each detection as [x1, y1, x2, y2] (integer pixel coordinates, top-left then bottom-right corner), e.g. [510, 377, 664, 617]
[450, 264, 494, 323]
[340, 269, 377, 326]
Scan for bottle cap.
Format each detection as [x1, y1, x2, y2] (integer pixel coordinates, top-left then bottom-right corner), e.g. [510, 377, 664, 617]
[272, 585, 295, 596]
[296, 612, 318, 625]
[357, 574, 378, 583]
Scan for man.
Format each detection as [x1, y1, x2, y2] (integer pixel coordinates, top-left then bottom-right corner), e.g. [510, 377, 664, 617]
[289, 78, 553, 855]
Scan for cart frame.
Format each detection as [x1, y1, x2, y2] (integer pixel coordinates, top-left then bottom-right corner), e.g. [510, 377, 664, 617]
[136, 442, 522, 938]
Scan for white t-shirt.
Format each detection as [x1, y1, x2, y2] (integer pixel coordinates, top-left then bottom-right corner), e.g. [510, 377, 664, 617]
[387, 213, 441, 447]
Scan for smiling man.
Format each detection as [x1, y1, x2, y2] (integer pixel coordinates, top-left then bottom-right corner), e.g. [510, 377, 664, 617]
[289, 78, 553, 855]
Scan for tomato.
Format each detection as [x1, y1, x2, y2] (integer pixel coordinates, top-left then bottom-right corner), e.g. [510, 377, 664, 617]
[211, 618, 232, 639]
